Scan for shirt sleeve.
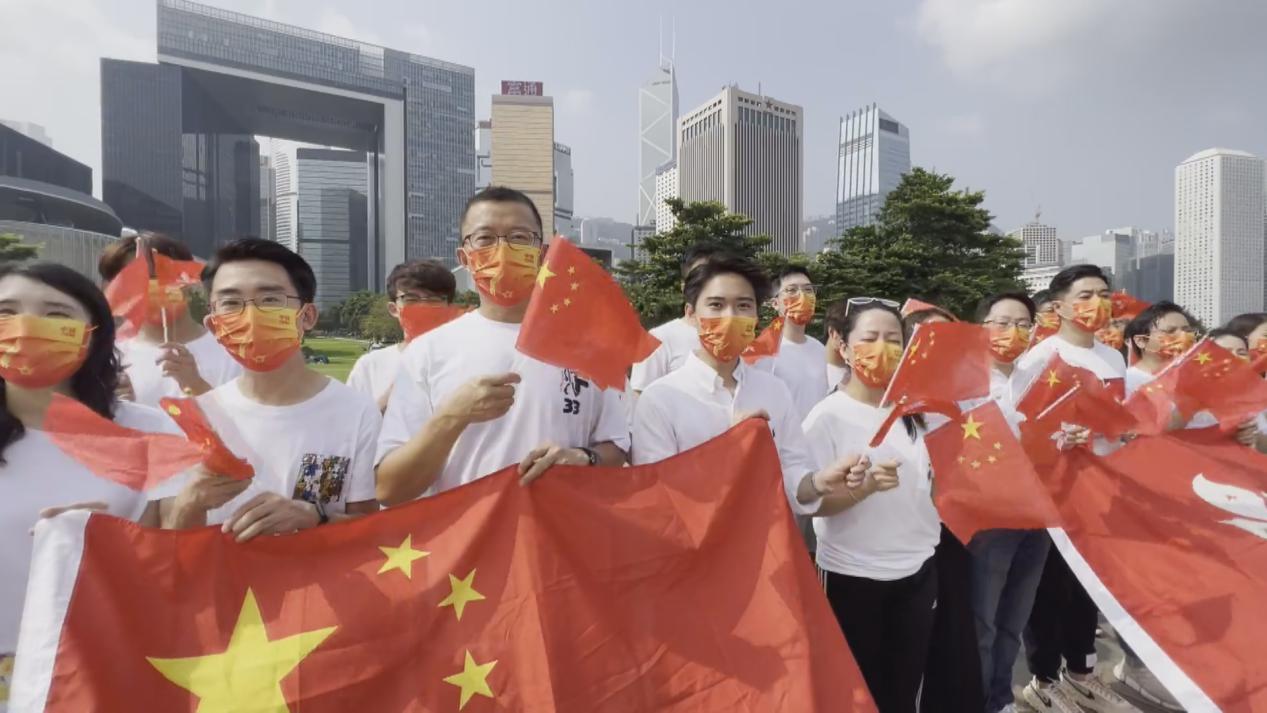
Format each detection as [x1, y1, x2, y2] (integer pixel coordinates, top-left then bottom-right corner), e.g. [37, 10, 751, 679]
[630, 389, 678, 466]
[346, 354, 372, 396]
[629, 343, 670, 392]
[770, 389, 821, 516]
[375, 346, 433, 466]
[590, 386, 632, 453]
[346, 399, 383, 505]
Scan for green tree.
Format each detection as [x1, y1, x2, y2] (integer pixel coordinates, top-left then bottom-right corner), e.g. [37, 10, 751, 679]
[617, 199, 772, 326]
[0, 232, 40, 262]
[336, 291, 382, 333]
[359, 299, 403, 343]
[813, 167, 1024, 318]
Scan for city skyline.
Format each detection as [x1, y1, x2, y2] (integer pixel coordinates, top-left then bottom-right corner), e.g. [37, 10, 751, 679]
[3, 0, 1266, 239]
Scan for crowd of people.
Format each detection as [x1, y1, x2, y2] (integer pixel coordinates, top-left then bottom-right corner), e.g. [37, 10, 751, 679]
[1, 184, 1263, 712]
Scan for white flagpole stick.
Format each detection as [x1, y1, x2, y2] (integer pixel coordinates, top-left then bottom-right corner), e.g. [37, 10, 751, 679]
[161, 306, 170, 344]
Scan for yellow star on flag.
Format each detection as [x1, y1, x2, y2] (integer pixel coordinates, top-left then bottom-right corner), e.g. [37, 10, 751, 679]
[993, 441, 1003, 451]
[567, 266, 576, 275]
[439, 569, 487, 621]
[377, 535, 429, 579]
[166, 404, 183, 417]
[536, 263, 557, 288]
[1195, 351, 1213, 365]
[961, 414, 984, 440]
[444, 650, 497, 710]
[570, 281, 580, 291]
[147, 589, 335, 713]
[907, 339, 921, 362]
[563, 298, 572, 307]
[550, 304, 560, 314]
[987, 455, 998, 464]
[1045, 370, 1062, 388]
[970, 460, 981, 469]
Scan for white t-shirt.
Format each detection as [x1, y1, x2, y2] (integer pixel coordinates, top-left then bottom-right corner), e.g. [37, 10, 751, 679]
[1125, 365, 1218, 429]
[1015, 336, 1126, 455]
[0, 401, 179, 654]
[802, 391, 942, 581]
[630, 317, 700, 391]
[826, 364, 848, 391]
[200, 378, 380, 524]
[753, 334, 830, 422]
[346, 345, 403, 404]
[631, 352, 821, 516]
[119, 331, 243, 407]
[376, 312, 631, 495]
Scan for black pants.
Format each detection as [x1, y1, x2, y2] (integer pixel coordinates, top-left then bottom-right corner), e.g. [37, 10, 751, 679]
[920, 526, 984, 713]
[1024, 535, 1098, 682]
[824, 558, 938, 713]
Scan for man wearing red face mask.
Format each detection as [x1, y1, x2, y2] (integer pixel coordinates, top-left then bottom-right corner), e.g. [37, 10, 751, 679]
[1012, 265, 1138, 713]
[375, 187, 630, 504]
[346, 260, 459, 412]
[98, 233, 242, 406]
[752, 266, 829, 420]
[166, 239, 381, 541]
[630, 256, 860, 510]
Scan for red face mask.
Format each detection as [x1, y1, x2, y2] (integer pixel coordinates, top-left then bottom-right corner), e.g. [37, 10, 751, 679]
[1155, 331, 1195, 360]
[850, 341, 904, 388]
[465, 242, 540, 306]
[697, 316, 757, 362]
[1067, 297, 1111, 333]
[209, 306, 303, 372]
[1095, 326, 1125, 350]
[784, 293, 816, 327]
[988, 326, 1031, 364]
[398, 303, 466, 342]
[0, 315, 92, 388]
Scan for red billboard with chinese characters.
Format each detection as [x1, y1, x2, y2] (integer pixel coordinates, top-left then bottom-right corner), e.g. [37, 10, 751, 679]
[501, 80, 544, 96]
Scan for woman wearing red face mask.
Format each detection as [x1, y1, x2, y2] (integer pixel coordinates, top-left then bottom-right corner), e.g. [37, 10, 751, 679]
[0, 263, 247, 697]
[801, 300, 941, 713]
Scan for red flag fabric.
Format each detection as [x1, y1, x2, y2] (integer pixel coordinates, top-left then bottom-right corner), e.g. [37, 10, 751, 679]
[104, 246, 204, 339]
[1125, 338, 1267, 436]
[12, 421, 875, 712]
[741, 316, 783, 364]
[158, 397, 254, 480]
[868, 321, 993, 446]
[900, 298, 953, 319]
[1045, 430, 1267, 712]
[517, 238, 660, 390]
[1110, 290, 1151, 321]
[41, 394, 202, 491]
[925, 400, 1060, 542]
[1014, 351, 1125, 422]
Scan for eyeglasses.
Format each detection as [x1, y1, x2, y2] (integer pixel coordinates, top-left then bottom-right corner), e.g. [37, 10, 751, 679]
[462, 230, 541, 249]
[844, 296, 899, 315]
[780, 284, 817, 297]
[983, 319, 1034, 331]
[211, 295, 301, 316]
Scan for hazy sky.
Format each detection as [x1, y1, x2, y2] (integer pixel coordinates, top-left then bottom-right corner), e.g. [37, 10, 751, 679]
[3, 0, 1265, 238]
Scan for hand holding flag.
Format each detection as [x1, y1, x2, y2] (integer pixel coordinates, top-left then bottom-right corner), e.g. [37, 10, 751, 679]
[159, 397, 255, 479]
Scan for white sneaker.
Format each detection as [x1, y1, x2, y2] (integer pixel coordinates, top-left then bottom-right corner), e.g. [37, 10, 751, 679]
[1022, 678, 1084, 713]
[1113, 659, 1185, 711]
[1060, 670, 1142, 712]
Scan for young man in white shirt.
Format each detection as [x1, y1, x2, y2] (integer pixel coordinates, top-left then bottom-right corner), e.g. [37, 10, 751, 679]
[165, 239, 380, 541]
[1013, 265, 1138, 713]
[347, 260, 457, 412]
[629, 244, 731, 393]
[98, 233, 242, 406]
[630, 255, 859, 517]
[753, 266, 829, 421]
[375, 186, 629, 504]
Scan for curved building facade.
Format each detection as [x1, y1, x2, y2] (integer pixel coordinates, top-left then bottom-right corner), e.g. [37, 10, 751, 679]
[0, 176, 121, 278]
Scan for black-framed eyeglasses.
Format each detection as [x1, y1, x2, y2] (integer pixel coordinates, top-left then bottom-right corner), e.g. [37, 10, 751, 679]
[845, 296, 899, 315]
[462, 230, 541, 249]
[780, 284, 818, 297]
[983, 319, 1034, 331]
[211, 295, 301, 316]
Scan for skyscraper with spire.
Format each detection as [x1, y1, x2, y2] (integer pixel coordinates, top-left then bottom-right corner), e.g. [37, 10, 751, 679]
[637, 21, 679, 242]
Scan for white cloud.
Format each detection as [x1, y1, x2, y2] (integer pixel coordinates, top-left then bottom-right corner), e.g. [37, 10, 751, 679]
[916, 0, 1110, 76]
[938, 113, 985, 139]
[557, 89, 597, 118]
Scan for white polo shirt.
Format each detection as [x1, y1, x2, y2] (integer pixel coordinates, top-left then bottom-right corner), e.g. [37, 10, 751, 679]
[630, 352, 821, 516]
[630, 317, 699, 391]
[346, 345, 403, 404]
[802, 391, 941, 581]
[753, 334, 830, 422]
[118, 331, 243, 407]
[376, 311, 631, 495]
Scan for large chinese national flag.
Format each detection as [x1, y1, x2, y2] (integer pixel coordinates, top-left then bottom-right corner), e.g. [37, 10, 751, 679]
[11, 421, 874, 712]
[925, 400, 1060, 542]
[1047, 430, 1267, 713]
[517, 238, 660, 391]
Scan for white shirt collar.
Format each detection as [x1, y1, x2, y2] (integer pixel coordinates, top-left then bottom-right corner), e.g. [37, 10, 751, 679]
[680, 351, 748, 394]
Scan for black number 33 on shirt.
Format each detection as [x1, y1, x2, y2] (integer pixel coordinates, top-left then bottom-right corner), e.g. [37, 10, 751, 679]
[560, 370, 589, 417]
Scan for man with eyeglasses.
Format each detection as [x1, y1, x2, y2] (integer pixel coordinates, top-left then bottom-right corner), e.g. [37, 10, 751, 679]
[164, 239, 381, 541]
[753, 267, 829, 421]
[375, 186, 629, 505]
[347, 260, 457, 411]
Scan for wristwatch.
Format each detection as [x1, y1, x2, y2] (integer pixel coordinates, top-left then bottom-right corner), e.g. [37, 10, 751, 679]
[312, 500, 329, 525]
[579, 447, 600, 466]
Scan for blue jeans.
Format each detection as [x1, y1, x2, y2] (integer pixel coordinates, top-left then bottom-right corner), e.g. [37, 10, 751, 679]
[969, 529, 1050, 713]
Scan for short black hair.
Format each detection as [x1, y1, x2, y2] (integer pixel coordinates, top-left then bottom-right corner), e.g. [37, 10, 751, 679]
[825, 299, 850, 338]
[460, 186, 543, 236]
[98, 232, 194, 283]
[1206, 328, 1248, 349]
[777, 265, 813, 285]
[385, 260, 456, 302]
[683, 255, 771, 309]
[202, 238, 317, 303]
[976, 292, 1036, 323]
[1124, 300, 1194, 358]
[1224, 313, 1267, 339]
[1032, 289, 1055, 309]
[1048, 264, 1110, 297]
[680, 243, 731, 278]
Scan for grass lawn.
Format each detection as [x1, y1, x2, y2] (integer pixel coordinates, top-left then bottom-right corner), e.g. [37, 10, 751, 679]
[304, 336, 372, 383]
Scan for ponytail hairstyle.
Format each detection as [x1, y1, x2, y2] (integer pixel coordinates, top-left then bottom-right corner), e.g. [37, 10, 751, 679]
[0, 262, 120, 463]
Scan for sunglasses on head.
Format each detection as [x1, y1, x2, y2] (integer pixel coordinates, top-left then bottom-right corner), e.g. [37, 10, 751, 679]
[845, 296, 900, 316]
